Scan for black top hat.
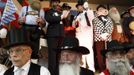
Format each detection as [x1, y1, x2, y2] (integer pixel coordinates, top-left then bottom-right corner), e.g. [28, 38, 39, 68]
[96, 5, 107, 11]
[56, 37, 89, 55]
[62, 3, 71, 9]
[128, 6, 134, 12]
[101, 40, 126, 56]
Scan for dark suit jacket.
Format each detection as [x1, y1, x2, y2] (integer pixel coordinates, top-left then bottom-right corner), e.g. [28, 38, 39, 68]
[4, 63, 41, 75]
[122, 16, 134, 42]
[80, 67, 94, 75]
[45, 8, 64, 37]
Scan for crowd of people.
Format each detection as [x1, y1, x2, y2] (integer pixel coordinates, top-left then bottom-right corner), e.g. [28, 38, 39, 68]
[0, 0, 134, 75]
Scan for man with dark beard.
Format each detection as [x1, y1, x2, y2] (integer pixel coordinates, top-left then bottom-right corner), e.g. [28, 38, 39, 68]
[56, 37, 94, 75]
[100, 40, 131, 75]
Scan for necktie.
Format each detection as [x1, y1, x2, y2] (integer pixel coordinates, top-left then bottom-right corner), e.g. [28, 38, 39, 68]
[16, 68, 24, 75]
[84, 12, 91, 26]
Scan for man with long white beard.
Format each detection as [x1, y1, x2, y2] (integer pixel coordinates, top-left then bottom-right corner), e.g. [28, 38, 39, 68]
[100, 40, 132, 75]
[56, 37, 94, 75]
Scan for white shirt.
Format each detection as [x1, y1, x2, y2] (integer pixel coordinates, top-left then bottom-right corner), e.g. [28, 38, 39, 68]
[0, 64, 7, 75]
[14, 60, 50, 75]
[19, 6, 45, 25]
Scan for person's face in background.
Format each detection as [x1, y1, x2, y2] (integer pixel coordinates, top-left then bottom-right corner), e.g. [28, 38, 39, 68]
[9, 45, 32, 68]
[50, 1, 60, 9]
[76, 5, 84, 13]
[129, 8, 134, 17]
[97, 7, 108, 16]
[126, 48, 134, 66]
[106, 51, 130, 75]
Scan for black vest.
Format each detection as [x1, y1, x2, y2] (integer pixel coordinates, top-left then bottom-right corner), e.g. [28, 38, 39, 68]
[4, 63, 41, 75]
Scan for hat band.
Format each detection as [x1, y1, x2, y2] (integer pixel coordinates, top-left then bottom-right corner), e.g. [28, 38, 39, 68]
[61, 46, 74, 49]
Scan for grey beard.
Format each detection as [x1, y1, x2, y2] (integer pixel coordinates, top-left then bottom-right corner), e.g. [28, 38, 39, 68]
[107, 59, 130, 75]
[59, 58, 80, 75]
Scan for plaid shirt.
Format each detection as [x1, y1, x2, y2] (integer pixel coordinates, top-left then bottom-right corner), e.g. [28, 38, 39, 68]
[93, 16, 113, 41]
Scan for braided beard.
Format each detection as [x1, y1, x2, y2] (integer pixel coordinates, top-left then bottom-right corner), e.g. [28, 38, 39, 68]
[107, 58, 130, 75]
[59, 58, 80, 75]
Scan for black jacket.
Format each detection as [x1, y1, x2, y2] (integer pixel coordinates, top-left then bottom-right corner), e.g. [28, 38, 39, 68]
[122, 16, 134, 42]
[80, 67, 94, 75]
[45, 8, 64, 37]
[4, 63, 41, 75]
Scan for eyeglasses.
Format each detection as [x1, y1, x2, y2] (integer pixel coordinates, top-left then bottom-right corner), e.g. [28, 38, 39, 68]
[7, 47, 27, 55]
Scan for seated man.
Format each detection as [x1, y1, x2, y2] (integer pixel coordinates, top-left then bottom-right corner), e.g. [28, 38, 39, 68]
[3, 42, 50, 75]
[100, 40, 131, 75]
[56, 37, 94, 75]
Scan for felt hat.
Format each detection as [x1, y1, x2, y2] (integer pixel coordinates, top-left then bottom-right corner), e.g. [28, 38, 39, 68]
[56, 37, 89, 55]
[101, 40, 125, 56]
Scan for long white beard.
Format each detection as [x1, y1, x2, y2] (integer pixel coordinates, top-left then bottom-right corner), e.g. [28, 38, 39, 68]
[59, 59, 80, 75]
[107, 58, 130, 75]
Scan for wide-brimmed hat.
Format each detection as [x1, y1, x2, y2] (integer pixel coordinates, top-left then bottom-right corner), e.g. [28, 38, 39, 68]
[3, 42, 33, 50]
[101, 40, 125, 56]
[56, 37, 89, 55]
[62, 3, 71, 9]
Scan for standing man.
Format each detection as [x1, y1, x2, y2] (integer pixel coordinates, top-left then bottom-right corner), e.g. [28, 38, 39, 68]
[45, 0, 69, 75]
[93, 5, 113, 72]
[18, 0, 45, 59]
[73, 2, 95, 72]
[3, 42, 50, 75]
[56, 37, 94, 75]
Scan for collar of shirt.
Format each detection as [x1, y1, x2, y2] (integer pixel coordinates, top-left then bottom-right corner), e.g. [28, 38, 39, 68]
[14, 60, 31, 73]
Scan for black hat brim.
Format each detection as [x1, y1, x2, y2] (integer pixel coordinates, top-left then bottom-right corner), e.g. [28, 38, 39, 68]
[55, 46, 89, 55]
[3, 42, 33, 50]
[101, 46, 125, 57]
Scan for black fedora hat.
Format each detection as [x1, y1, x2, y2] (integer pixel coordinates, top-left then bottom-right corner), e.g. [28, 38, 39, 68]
[101, 40, 125, 56]
[62, 3, 71, 9]
[56, 37, 89, 55]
